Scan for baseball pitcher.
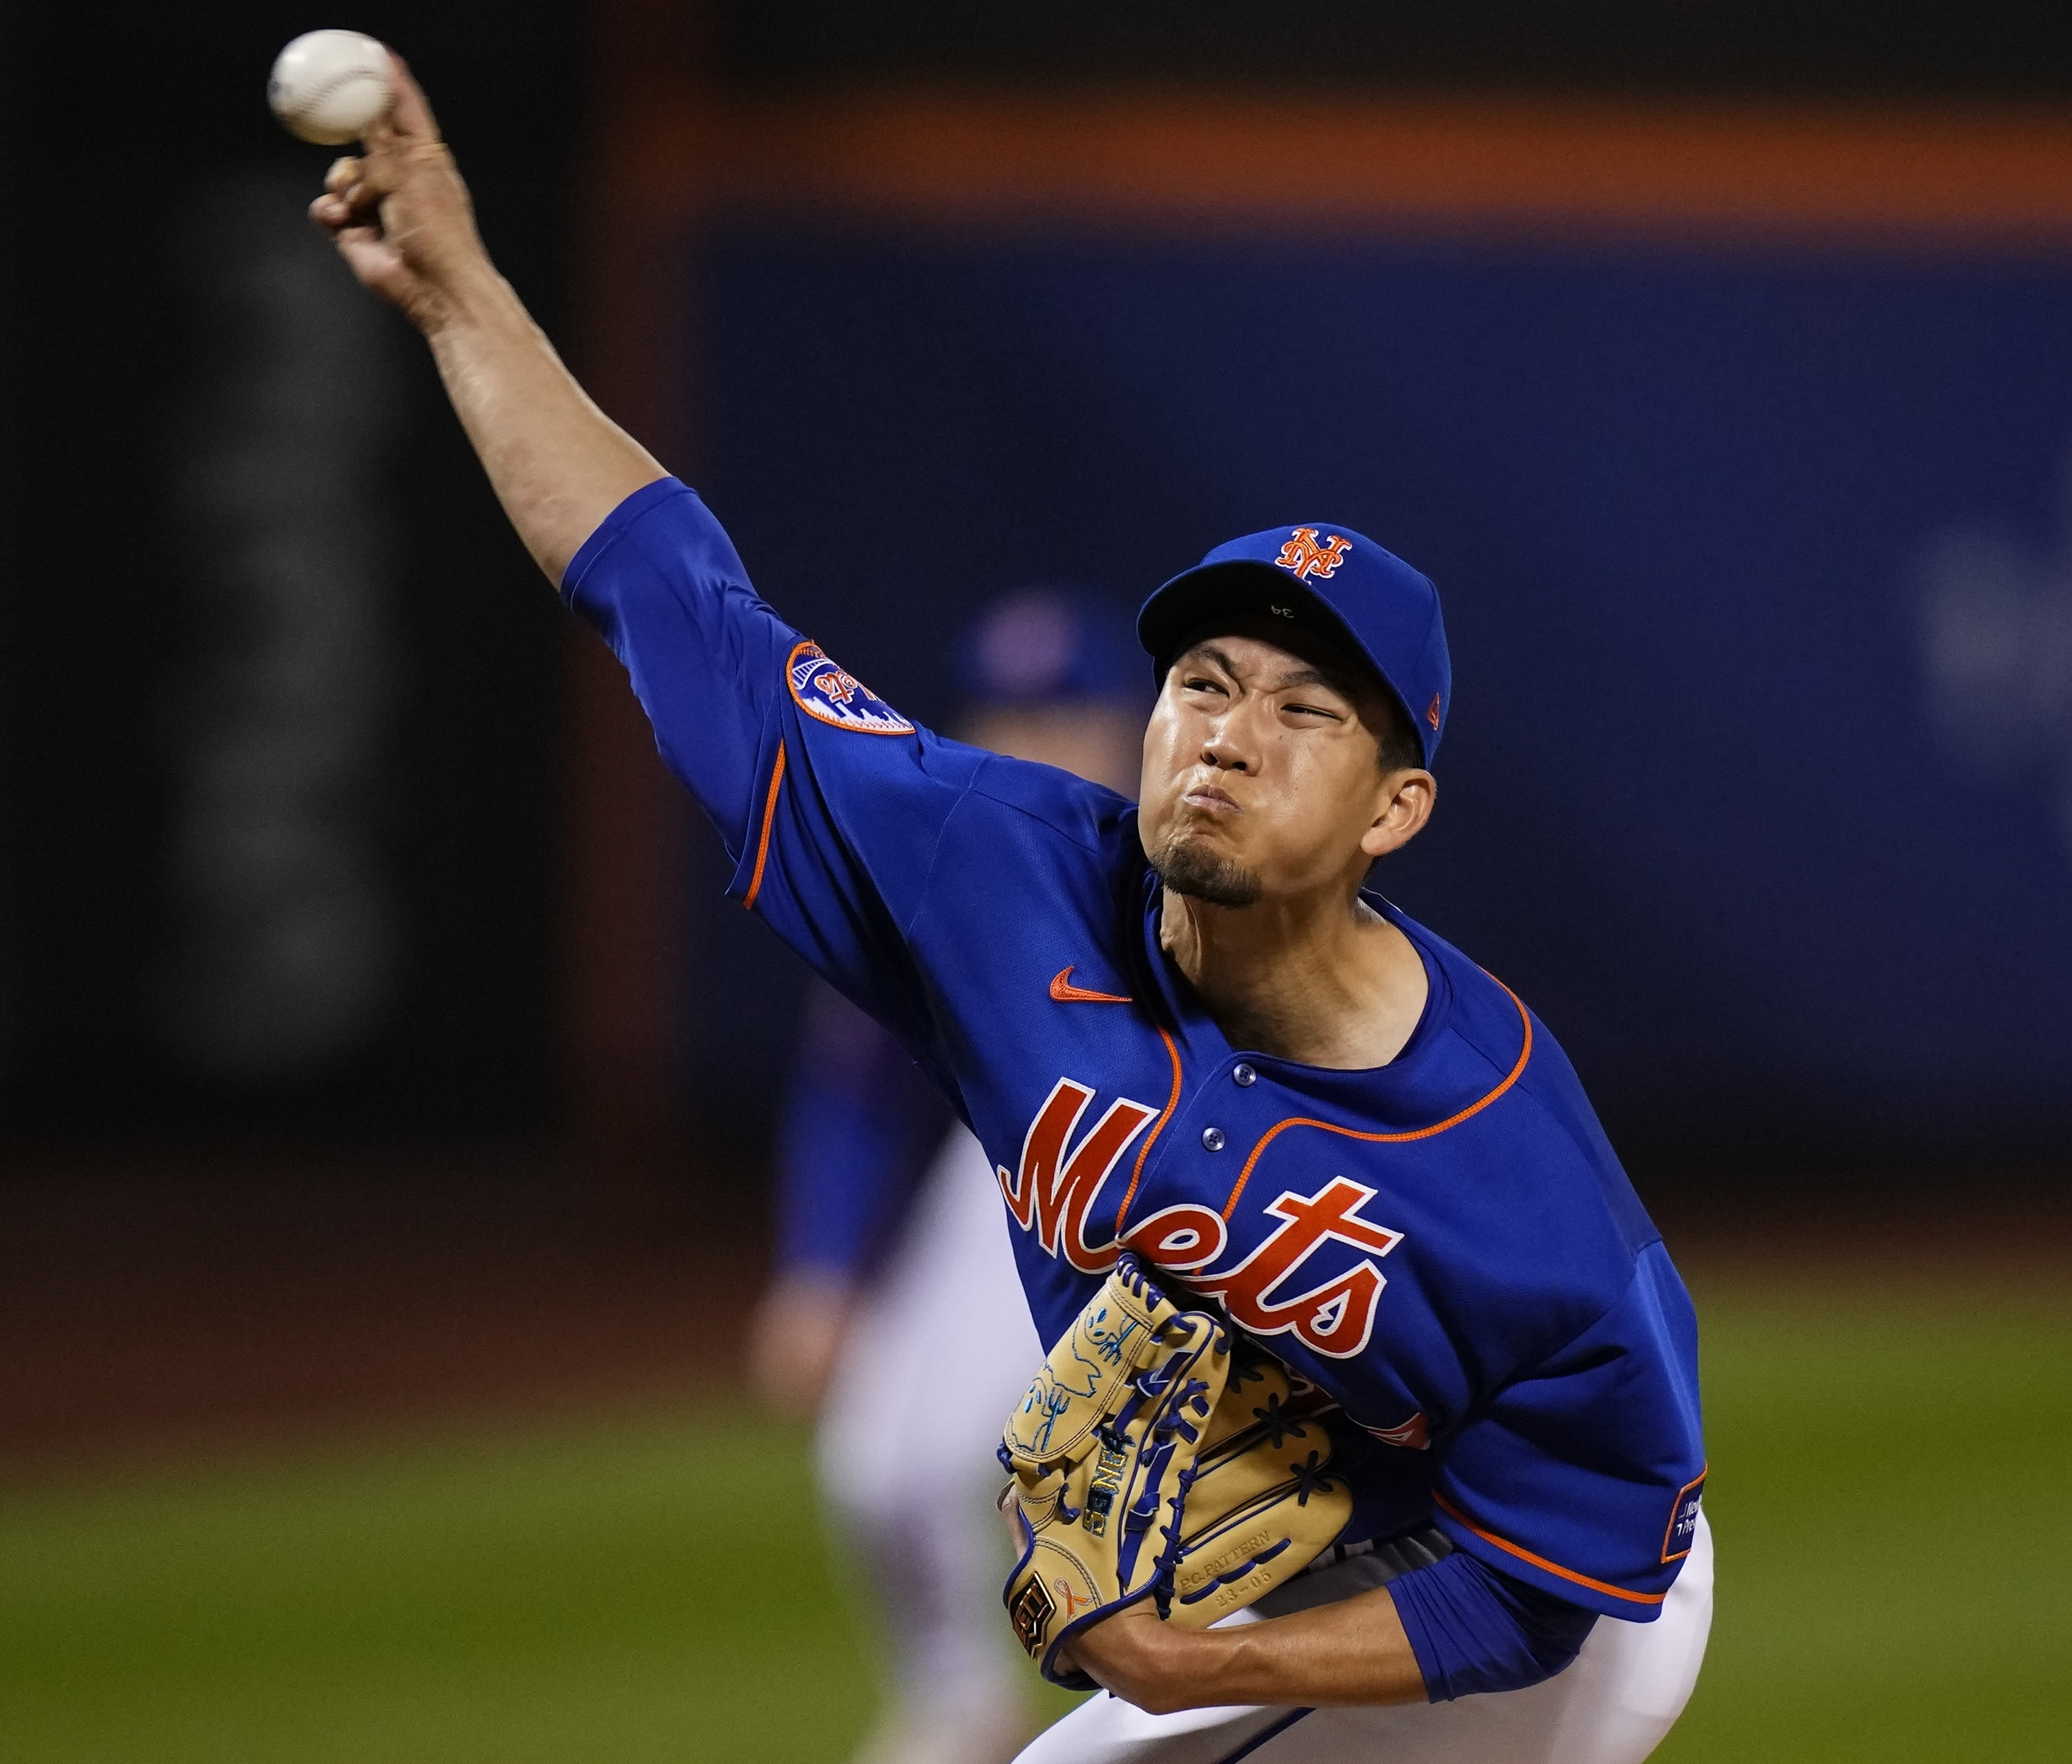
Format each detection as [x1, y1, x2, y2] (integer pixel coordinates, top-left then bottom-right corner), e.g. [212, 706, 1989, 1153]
[312, 59, 1711, 1764]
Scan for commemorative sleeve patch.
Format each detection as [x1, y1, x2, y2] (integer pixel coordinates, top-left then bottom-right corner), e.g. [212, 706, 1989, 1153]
[1662, 1468, 1706, 1562]
[787, 640, 916, 735]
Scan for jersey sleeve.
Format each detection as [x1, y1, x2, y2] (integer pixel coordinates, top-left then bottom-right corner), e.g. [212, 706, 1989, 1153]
[562, 478, 1005, 1060]
[1428, 1242, 1707, 1620]
[563, 480, 781, 861]
[773, 982, 952, 1281]
[1387, 1550, 1598, 1700]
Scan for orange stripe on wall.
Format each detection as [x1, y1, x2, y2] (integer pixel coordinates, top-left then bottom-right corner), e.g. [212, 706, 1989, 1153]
[611, 91, 2072, 246]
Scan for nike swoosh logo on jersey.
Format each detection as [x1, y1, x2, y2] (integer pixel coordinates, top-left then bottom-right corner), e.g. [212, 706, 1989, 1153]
[1049, 966, 1133, 1004]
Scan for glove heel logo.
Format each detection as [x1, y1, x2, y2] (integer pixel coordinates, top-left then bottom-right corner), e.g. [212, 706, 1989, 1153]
[785, 640, 916, 734]
[1008, 1578, 1056, 1656]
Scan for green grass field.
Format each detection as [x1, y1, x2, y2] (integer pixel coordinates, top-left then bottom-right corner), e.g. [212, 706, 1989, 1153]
[3, 1273, 2065, 1763]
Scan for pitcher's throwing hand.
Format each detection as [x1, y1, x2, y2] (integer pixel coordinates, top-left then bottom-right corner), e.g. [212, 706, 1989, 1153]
[308, 56, 493, 331]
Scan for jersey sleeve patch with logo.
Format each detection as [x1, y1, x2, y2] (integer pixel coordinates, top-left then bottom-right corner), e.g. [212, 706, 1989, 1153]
[1662, 1469, 1706, 1562]
[787, 640, 915, 734]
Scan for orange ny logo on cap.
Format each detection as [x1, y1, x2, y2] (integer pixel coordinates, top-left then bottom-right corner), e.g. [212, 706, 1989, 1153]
[1426, 693, 1442, 731]
[1274, 528, 1352, 582]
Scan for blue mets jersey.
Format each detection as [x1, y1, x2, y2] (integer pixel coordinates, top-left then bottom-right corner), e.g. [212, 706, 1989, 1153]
[566, 478, 1706, 1622]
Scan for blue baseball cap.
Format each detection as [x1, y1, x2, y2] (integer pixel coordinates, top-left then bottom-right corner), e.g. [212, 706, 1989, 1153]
[1136, 524, 1451, 767]
[960, 586, 1144, 708]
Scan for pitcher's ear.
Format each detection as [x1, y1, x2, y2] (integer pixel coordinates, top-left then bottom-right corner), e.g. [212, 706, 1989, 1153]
[1361, 771, 1437, 860]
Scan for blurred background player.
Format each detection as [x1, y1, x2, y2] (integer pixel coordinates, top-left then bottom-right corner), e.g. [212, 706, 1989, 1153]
[748, 588, 1147, 1764]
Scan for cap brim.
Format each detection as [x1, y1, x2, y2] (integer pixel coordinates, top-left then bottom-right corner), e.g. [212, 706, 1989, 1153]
[1140, 561, 1343, 662]
[1138, 559, 1421, 726]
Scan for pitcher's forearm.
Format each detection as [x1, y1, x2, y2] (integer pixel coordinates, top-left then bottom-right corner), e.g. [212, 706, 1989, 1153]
[1208, 1591, 1428, 1708]
[422, 264, 666, 585]
[309, 56, 669, 579]
[1065, 1586, 1427, 1714]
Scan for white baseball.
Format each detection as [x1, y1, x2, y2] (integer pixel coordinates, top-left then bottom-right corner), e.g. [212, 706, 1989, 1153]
[268, 30, 392, 146]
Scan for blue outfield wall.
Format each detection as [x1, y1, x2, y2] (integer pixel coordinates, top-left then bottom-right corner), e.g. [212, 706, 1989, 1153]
[684, 227, 2072, 1175]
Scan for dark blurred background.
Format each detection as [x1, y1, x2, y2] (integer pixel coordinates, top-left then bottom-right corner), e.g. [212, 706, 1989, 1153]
[6, 2, 583, 1138]
[3, 8, 2070, 1760]
[6, 0, 2072, 1435]
[15, 4, 2072, 1151]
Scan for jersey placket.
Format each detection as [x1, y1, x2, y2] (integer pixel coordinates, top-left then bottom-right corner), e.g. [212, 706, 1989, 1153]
[1117, 1048, 1276, 1258]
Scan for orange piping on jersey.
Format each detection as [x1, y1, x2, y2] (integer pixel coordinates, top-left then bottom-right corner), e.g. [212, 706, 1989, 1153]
[1432, 1493, 1667, 1607]
[1051, 966, 1134, 1004]
[1218, 976, 1533, 1221]
[742, 740, 787, 912]
[1113, 1024, 1182, 1237]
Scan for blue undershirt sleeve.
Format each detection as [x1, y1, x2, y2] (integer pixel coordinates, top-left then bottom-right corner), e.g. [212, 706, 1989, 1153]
[772, 984, 952, 1281]
[1386, 1549, 1600, 1701]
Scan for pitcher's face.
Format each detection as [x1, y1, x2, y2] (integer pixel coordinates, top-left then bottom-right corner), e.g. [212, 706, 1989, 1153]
[1137, 622, 1430, 909]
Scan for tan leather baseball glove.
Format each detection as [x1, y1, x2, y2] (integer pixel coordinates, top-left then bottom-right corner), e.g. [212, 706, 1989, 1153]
[999, 1254, 1229, 1687]
[1167, 1342, 1354, 1628]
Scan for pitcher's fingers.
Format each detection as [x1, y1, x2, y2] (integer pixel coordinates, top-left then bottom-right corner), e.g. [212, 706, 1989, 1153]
[334, 229, 406, 292]
[311, 165, 384, 230]
[310, 182, 372, 223]
[324, 155, 363, 196]
[340, 142, 398, 206]
[383, 53, 441, 142]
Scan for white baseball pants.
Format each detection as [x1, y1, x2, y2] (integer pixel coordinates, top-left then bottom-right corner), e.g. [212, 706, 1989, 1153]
[1014, 1512, 1713, 1764]
[817, 1126, 1048, 1760]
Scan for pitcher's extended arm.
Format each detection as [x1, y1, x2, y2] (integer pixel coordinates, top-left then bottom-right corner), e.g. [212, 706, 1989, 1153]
[311, 54, 664, 582]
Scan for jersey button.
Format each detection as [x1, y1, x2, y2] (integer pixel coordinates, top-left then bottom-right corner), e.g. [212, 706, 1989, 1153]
[1200, 1127, 1227, 1151]
[1232, 1063, 1257, 1087]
